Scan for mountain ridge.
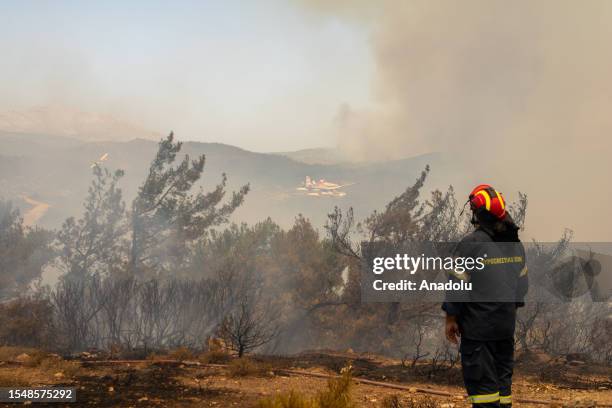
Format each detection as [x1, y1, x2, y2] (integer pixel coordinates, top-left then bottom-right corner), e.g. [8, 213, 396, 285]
[0, 132, 457, 231]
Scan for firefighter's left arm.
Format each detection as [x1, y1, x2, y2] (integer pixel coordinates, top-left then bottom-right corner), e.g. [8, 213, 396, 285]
[516, 243, 529, 307]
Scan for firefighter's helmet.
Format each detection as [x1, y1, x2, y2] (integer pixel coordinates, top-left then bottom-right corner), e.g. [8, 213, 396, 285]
[469, 184, 506, 219]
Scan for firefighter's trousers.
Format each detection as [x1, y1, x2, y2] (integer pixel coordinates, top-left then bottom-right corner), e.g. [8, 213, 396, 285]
[460, 338, 514, 407]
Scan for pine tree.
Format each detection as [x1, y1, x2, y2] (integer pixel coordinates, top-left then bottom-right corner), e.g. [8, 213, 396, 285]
[56, 165, 126, 280]
[129, 132, 249, 277]
[0, 200, 53, 299]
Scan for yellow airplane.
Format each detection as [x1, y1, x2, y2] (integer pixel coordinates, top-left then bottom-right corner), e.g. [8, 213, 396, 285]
[90, 153, 109, 168]
[296, 176, 353, 197]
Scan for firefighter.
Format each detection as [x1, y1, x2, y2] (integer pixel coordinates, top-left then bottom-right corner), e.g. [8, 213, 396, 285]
[443, 184, 528, 407]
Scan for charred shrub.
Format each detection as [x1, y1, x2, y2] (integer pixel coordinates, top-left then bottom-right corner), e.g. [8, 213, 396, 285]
[0, 296, 55, 349]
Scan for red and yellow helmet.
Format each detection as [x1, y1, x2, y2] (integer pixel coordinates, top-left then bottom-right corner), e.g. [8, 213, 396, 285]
[469, 184, 506, 219]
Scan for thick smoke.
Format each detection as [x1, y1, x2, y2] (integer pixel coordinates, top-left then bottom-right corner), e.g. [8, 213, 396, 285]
[302, 0, 612, 240]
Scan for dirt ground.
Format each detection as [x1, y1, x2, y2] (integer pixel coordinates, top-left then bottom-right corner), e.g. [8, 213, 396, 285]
[0, 350, 610, 407]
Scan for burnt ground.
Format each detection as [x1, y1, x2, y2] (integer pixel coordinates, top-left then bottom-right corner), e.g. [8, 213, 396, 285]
[0, 350, 610, 407]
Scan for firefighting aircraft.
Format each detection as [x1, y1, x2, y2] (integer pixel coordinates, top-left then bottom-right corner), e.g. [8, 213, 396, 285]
[90, 153, 109, 168]
[295, 176, 354, 197]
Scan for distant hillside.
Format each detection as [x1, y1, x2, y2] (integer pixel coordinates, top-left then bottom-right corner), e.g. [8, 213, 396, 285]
[274, 147, 351, 165]
[0, 133, 467, 230]
[0, 106, 161, 142]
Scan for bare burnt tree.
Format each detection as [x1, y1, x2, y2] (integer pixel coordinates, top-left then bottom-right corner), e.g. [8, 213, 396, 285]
[171, 279, 238, 348]
[97, 276, 137, 348]
[219, 294, 279, 357]
[47, 273, 242, 352]
[51, 275, 105, 351]
[135, 279, 184, 351]
[401, 319, 430, 368]
[426, 342, 460, 379]
[589, 312, 612, 364]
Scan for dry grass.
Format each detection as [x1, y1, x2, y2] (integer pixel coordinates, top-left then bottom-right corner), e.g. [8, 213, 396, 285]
[198, 349, 232, 364]
[0, 346, 81, 379]
[381, 395, 439, 408]
[146, 351, 165, 361]
[258, 391, 318, 408]
[147, 347, 196, 361]
[228, 357, 272, 377]
[258, 367, 355, 408]
[0, 361, 77, 388]
[0, 371, 32, 387]
[381, 396, 403, 408]
[0, 346, 41, 362]
[38, 357, 81, 378]
[22, 350, 52, 367]
[168, 346, 194, 361]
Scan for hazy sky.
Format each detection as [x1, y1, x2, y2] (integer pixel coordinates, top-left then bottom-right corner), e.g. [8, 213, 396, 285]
[0, 0, 373, 151]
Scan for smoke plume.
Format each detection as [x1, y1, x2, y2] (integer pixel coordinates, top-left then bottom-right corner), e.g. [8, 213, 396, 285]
[302, 0, 612, 240]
